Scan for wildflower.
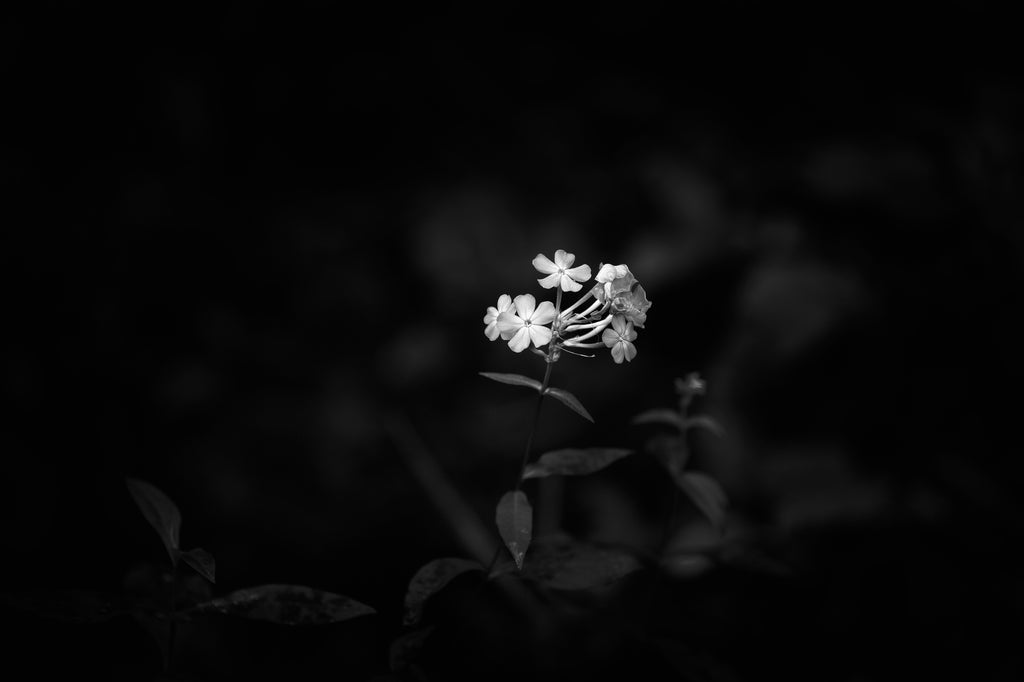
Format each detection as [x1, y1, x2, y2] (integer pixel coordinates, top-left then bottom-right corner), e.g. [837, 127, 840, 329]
[483, 294, 514, 341]
[593, 263, 651, 327]
[533, 250, 592, 292]
[593, 263, 632, 301]
[602, 315, 638, 364]
[497, 294, 557, 353]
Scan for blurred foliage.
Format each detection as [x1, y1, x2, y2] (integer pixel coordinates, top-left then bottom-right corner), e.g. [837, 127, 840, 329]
[4, 4, 1024, 680]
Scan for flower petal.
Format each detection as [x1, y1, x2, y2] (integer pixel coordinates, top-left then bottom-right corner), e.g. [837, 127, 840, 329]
[496, 294, 513, 312]
[497, 311, 524, 336]
[484, 321, 500, 341]
[553, 249, 574, 269]
[483, 306, 499, 325]
[610, 341, 626, 364]
[537, 272, 562, 289]
[565, 264, 591, 282]
[532, 300, 556, 325]
[559, 275, 583, 292]
[513, 293, 536, 319]
[528, 325, 552, 348]
[601, 327, 619, 348]
[623, 340, 637, 362]
[611, 314, 629, 335]
[532, 254, 559, 275]
[507, 327, 531, 353]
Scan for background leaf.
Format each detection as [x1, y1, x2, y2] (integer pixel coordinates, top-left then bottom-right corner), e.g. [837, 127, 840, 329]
[188, 584, 375, 625]
[522, 448, 634, 480]
[682, 415, 725, 437]
[479, 372, 542, 392]
[492, 534, 642, 590]
[125, 477, 181, 564]
[495, 491, 532, 570]
[631, 408, 686, 431]
[674, 471, 729, 532]
[544, 387, 593, 422]
[180, 547, 216, 583]
[402, 557, 482, 626]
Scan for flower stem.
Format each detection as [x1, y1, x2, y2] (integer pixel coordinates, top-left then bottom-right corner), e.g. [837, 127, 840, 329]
[516, 359, 553, 491]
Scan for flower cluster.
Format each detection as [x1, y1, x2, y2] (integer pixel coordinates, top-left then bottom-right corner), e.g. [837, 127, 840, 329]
[482, 249, 652, 364]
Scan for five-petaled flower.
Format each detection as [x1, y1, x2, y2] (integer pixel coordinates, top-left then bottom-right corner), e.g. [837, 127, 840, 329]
[497, 294, 557, 352]
[602, 315, 638, 364]
[533, 250, 592, 292]
[483, 294, 514, 341]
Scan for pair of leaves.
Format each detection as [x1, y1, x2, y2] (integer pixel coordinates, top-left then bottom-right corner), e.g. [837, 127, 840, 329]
[479, 372, 593, 422]
[632, 409, 724, 437]
[187, 584, 375, 626]
[125, 477, 216, 583]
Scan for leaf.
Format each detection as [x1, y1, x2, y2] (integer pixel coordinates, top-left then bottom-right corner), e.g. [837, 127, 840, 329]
[674, 471, 728, 532]
[179, 547, 216, 584]
[390, 625, 436, 673]
[478, 372, 543, 392]
[126, 477, 181, 564]
[682, 415, 725, 437]
[544, 387, 593, 422]
[495, 491, 532, 570]
[0, 589, 124, 623]
[631, 408, 686, 431]
[493, 535, 641, 590]
[402, 558, 483, 627]
[188, 584, 375, 625]
[522, 448, 634, 480]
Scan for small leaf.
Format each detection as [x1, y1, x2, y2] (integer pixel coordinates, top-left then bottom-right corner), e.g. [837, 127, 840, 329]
[495, 491, 532, 570]
[544, 387, 593, 422]
[522, 448, 634, 480]
[180, 547, 216, 584]
[631, 408, 686, 431]
[479, 372, 543, 392]
[188, 584, 375, 625]
[492, 535, 641, 590]
[674, 471, 728, 532]
[402, 558, 483, 627]
[126, 477, 181, 564]
[682, 415, 725, 437]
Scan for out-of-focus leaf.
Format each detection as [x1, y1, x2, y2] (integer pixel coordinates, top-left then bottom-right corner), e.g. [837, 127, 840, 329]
[682, 415, 725, 437]
[179, 547, 216, 584]
[126, 477, 181, 564]
[631, 408, 686, 431]
[522, 448, 634, 480]
[544, 387, 593, 422]
[402, 558, 482, 627]
[479, 372, 542, 392]
[188, 584, 375, 625]
[389, 625, 436, 673]
[674, 472, 728, 532]
[493, 535, 641, 590]
[660, 553, 715, 578]
[495, 491, 532, 570]
[0, 589, 123, 623]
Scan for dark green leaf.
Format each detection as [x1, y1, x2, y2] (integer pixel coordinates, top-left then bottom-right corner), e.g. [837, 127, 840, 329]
[493, 535, 641, 590]
[180, 547, 216, 584]
[682, 415, 725, 437]
[188, 584, 375, 625]
[544, 387, 593, 422]
[631, 408, 686, 431]
[402, 558, 483, 626]
[479, 372, 543, 392]
[522, 448, 634, 480]
[675, 472, 728, 532]
[390, 625, 436, 673]
[495, 491, 532, 570]
[126, 477, 181, 564]
[0, 589, 123, 623]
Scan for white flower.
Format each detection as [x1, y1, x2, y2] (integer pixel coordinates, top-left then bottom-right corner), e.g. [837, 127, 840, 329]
[601, 314, 638, 364]
[593, 263, 632, 301]
[532, 249, 592, 292]
[496, 294, 556, 352]
[483, 294, 514, 341]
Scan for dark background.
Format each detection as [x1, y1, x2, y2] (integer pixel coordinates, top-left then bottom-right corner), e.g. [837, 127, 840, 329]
[4, 5, 1023, 681]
